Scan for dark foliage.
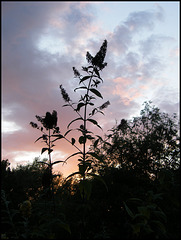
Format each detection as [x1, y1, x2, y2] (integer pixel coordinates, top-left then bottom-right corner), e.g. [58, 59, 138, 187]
[1, 39, 180, 239]
[1, 155, 180, 239]
[1, 102, 180, 239]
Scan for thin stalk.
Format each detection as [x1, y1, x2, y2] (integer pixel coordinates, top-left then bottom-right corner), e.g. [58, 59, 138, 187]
[83, 69, 95, 165]
[81, 69, 95, 203]
[48, 129, 55, 212]
[48, 128, 52, 165]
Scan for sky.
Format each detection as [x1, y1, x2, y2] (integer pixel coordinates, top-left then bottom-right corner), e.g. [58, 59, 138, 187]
[2, 1, 180, 177]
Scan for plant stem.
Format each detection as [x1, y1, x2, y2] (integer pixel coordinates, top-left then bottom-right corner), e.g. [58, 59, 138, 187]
[48, 129, 51, 166]
[83, 69, 94, 167]
[48, 129, 55, 212]
[81, 69, 95, 203]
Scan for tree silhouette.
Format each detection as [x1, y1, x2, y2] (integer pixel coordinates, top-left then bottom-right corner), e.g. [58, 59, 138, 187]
[92, 101, 180, 178]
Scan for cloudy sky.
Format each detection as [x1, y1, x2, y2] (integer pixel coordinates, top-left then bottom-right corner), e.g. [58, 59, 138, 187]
[2, 1, 179, 177]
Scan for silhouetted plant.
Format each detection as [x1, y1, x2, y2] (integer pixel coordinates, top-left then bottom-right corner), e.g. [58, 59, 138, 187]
[53, 40, 110, 201]
[30, 110, 63, 203]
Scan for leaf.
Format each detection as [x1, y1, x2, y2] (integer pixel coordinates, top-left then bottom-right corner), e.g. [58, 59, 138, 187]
[96, 135, 103, 141]
[87, 118, 102, 129]
[94, 138, 99, 148]
[62, 104, 70, 107]
[97, 110, 104, 115]
[86, 135, 95, 140]
[79, 135, 86, 144]
[67, 117, 83, 129]
[64, 129, 73, 137]
[41, 148, 49, 154]
[71, 138, 76, 145]
[76, 102, 85, 111]
[35, 135, 44, 143]
[123, 201, 134, 218]
[90, 108, 97, 116]
[127, 198, 143, 205]
[52, 134, 64, 142]
[74, 86, 87, 92]
[51, 160, 64, 166]
[88, 102, 94, 106]
[87, 118, 97, 125]
[52, 134, 64, 138]
[88, 152, 102, 161]
[79, 75, 91, 84]
[103, 141, 112, 146]
[87, 173, 108, 191]
[64, 151, 82, 162]
[90, 88, 103, 99]
[66, 171, 81, 180]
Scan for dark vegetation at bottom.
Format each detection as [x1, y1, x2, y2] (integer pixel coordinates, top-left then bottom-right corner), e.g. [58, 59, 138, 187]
[1, 158, 180, 239]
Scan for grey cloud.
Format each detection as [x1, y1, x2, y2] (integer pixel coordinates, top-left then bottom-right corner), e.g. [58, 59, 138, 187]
[152, 86, 180, 114]
[2, 2, 52, 47]
[109, 25, 132, 54]
[141, 56, 164, 79]
[124, 6, 164, 32]
[109, 6, 164, 55]
[139, 34, 175, 57]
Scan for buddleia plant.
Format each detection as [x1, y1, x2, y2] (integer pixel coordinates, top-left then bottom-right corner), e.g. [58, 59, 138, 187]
[53, 40, 110, 200]
[30, 110, 63, 199]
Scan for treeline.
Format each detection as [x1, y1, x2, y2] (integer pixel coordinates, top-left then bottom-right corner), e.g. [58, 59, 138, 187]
[1, 102, 180, 239]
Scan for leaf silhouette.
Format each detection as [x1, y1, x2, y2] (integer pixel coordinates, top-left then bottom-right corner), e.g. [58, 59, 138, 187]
[90, 88, 103, 99]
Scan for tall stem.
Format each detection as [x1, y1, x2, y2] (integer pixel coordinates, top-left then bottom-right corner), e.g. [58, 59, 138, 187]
[82, 69, 94, 203]
[48, 129, 51, 165]
[48, 128, 56, 211]
[83, 70, 94, 168]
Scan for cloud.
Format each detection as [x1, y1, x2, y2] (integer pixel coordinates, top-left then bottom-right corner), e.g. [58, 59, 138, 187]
[2, 2, 179, 176]
[139, 34, 176, 59]
[108, 5, 164, 55]
[151, 85, 180, 115]
[124, 6, 164, 32]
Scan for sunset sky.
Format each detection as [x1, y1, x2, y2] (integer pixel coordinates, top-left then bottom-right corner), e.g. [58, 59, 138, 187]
[2, 1, 179, 177]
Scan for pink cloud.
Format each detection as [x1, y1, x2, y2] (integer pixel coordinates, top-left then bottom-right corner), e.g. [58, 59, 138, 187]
[113, 77, 133, 85]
